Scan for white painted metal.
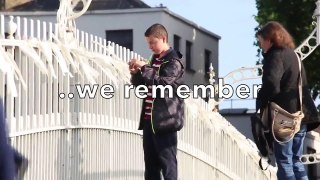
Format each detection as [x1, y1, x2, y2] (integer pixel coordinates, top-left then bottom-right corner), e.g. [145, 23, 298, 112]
[300, 153, 320, 165]
[314, 0, 320, 44]
[0, 14, 277, 179]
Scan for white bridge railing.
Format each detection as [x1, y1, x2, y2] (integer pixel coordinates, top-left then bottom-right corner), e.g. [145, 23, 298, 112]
[0, 15, 276, 180]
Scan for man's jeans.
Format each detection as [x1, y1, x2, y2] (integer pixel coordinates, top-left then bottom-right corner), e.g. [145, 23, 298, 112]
[274, 124, 308, 180]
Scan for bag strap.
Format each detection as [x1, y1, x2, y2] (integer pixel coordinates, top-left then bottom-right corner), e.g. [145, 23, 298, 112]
[255, 107, 272, 170]
[259, 157, 271, 171]
[269, 53, 303, 145]
[295, 53, 303, 113]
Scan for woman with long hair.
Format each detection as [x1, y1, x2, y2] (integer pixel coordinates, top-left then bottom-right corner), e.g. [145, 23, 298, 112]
[256, 21, 319, 180]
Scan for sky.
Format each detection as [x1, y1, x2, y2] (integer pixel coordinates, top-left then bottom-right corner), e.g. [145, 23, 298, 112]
[143, 0, 260, 109]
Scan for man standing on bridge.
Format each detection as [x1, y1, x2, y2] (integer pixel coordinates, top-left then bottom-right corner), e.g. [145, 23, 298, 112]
[129, 23, 185, 180]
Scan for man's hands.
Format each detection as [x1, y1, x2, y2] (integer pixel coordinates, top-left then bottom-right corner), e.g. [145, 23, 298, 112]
[128, 59, 147, 74]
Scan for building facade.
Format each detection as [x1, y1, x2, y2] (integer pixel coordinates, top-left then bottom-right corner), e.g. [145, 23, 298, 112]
[4, 4, 220, 88]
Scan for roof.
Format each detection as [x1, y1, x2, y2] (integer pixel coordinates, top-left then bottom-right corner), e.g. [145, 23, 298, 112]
[85, 8, 221, 39]
[3, 7, 221, 40]
[219, 108, 256, 115]
[162, 8, 221, 39]
[6, 0, 150, 11]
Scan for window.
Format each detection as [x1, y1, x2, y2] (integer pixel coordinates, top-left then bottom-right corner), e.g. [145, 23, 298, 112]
[186, 40, 195, 72]
[204, 49, 212, 78]
[106, 29, 133, 51]
[173, 35, 181, 51]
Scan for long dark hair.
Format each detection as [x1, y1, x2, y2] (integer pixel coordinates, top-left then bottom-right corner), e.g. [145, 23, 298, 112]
[257, 21, 295, 49]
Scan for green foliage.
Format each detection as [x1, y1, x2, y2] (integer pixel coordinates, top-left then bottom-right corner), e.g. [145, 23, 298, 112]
[255, 0, 320, 101]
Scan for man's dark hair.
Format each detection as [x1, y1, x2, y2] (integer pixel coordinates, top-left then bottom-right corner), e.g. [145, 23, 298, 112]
[145, 23, 168, 41]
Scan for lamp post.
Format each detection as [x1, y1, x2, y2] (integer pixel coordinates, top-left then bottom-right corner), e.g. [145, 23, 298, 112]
[208, 63, 218, 112]
[314, 0, 320, 44]
[57, 0, 92, 43]
[5, 16, 17, 39]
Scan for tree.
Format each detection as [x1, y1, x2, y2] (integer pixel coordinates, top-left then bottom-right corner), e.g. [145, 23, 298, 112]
[255, 0, 320, 103]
